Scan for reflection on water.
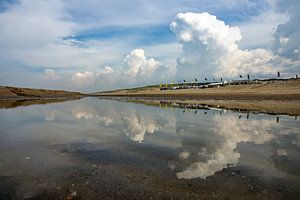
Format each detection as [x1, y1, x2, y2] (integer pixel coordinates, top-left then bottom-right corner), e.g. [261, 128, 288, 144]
[0, 98, 81, 109]
[176, 115, 275, 179]
[0, 97, 299, 199]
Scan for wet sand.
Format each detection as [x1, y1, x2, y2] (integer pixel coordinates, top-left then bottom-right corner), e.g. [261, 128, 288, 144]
[119, 98, 300, 116]
[0, 98, 82, 109]
[2, 156, 298, 200]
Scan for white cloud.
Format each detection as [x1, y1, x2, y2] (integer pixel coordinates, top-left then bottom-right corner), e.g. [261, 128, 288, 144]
[70, 49, 173, 89]
[122, 49, 172, 84]
[141, 42, 182, 76]
[0, 0, 75, 48]
[0, 0, 128, 70]
[71, 71, 95, 86]
[44, 69, 60, 80]
[97, 66, 114, 75]
[71, 66, 115, 86]
[123, 49, 159, 81]
[170, 12, 278, 79]
[1, 0, 298, 91]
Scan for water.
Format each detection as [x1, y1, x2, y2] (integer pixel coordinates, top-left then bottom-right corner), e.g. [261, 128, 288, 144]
[0, 97, 299, 199]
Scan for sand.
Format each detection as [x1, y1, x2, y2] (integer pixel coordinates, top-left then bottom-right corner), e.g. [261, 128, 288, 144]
[96, 79, 300, 101]
[95, 79, 300, 115]
[1, 79, 299, 115]
[119, 98, 300, 116]
[0, 86, 83, 99]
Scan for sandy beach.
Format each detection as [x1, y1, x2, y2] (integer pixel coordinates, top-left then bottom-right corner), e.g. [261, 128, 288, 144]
[96, 79, 300, 101]
[94, 79, 300, 116]
[1, 79, 299, 115]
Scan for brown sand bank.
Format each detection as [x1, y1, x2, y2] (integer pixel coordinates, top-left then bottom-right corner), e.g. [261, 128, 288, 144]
[95, 79, 300, 115]
[96, 79, 300, 101]
[0, 86, 84, 99]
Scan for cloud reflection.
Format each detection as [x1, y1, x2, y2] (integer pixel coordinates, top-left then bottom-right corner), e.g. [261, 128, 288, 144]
[70, 101, 177, 143]
[67, 100, 300, 180]
[122, 112, 160, 143]
[71, 107, 113, 125]
[44, 110, 57, 121]
[121, 109, 177, 143]
[69, 100, 298, 180]
[2, 97, 298, 193]
[176, 115, 276, 179]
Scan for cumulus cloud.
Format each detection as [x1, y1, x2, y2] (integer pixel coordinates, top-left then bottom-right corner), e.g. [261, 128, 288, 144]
[71, 66, 114, 86]
[170, 12, 278, 79]
[71, 71, 95, 86]
[122, 49, 172, 84]
[123, 49, 160, 81]
[71, 49, 172, 89]
[1, 0, 298, 91]
[44, 69, 60, 80]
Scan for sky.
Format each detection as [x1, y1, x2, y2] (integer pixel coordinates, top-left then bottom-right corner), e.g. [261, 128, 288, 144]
[0, 0, 299, 92]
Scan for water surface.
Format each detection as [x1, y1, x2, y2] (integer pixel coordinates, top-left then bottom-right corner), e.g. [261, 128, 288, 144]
[0, 97, 299, 199]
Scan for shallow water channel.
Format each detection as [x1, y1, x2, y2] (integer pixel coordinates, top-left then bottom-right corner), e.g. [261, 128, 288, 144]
[0, 97, 299, 199]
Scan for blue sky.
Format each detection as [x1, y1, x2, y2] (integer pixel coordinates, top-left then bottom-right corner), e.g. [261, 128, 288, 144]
[0, 0, 299, 92]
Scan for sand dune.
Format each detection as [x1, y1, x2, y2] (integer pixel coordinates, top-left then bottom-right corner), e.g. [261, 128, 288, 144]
[0, 86, 83, 99]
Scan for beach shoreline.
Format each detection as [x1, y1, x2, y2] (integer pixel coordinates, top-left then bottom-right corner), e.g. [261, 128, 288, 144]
[1, 79, 300, 115]
[94, 79, 300, 100]
[93, 79, 300, 115]
[111, 98, 300, 116]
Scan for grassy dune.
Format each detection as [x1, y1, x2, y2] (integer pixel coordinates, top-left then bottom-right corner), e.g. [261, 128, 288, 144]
[0, 86, 84, 99]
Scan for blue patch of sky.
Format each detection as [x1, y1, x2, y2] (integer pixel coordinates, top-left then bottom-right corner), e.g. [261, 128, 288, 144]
[183, 0, 271, 24]
[0, 0, 17, 12]
[220, 1, 270, 24]
[70, 24, 176, 46]
[66, 0, 271, 46]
